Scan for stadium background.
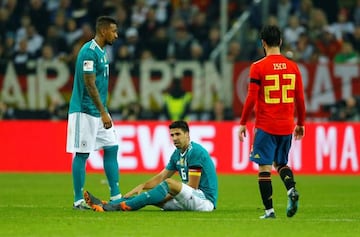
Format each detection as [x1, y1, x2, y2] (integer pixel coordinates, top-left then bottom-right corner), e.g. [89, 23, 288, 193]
[0, 0, 359, 175]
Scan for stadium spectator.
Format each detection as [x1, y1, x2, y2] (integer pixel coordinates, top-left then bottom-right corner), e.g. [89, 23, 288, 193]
[295, 0, 313, 27]
[27, 0, 50, 36]
[147, 26, 170, 60]
[130, 0, 150, 28]
[84, 120, 218, 212]
[160, 78, 192, 121]
[2, 32, 16, 61]
[292, 32, 315, 62]
[138, 7, 163, 45]
[269, 0, 296, 30]
[334, 41, 359, 63]
[314, 26, 342, 62]
[330, 8, 354, 41]
[172, 0, 199, 26]
[150, 0, 172, 26]
[308, 8, 328, 41]
[167, 20, 197, 61]
[13, 38, 35, 74]
[44, 25, 68, 57]
[123, 27, 145, 61]
[227, 40, 243, 62]
[188, 11, 209, 43]
[64, 18, 83, 47]
[283, 14, 306, 49]
[202, 26, 220, 60]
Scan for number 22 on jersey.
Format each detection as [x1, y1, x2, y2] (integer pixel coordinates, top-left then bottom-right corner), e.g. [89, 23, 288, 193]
[264, 74, 295, 104]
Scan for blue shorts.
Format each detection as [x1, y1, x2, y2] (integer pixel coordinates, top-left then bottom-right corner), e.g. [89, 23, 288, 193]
[250, 128, 292, 166]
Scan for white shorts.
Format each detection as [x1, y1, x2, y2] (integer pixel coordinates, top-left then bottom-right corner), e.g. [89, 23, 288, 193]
[66, 112, 118, 153]
[162, 183, 214, 212]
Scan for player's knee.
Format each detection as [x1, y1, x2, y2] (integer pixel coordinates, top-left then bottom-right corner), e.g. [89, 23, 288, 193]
[276, 164, 288, 173]
[164, 178, 182, 195]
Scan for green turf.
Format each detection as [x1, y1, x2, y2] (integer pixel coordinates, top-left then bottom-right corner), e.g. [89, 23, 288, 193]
[0, 173, 359, 237]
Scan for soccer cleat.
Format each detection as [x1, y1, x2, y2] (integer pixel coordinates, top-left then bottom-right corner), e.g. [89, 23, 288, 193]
[120, 201, 132, 211]
[73, 200, 91, 210]
[84, 191, 108, 208]
[259, 212, 276, 219]
[286, 188, 299, 217]
[102, 203, 122, 211]
[92, 204, 105, 212]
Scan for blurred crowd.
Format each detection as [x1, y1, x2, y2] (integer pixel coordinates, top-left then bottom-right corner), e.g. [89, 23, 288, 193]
[0, 0, 360, 121]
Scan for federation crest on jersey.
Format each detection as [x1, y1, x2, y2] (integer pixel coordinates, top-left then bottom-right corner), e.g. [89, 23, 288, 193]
[83, 60, 94, 71]
[180, 157, 185, 166]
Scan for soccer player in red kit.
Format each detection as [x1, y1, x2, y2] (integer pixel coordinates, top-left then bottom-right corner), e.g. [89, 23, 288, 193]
[238, 25, 305, 219]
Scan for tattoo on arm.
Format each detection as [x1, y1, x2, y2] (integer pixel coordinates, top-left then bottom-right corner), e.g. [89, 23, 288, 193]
[84, 74, 106, 114]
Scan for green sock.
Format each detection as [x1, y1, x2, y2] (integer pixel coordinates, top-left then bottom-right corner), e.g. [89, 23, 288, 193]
[125, 181, 169, 210]
[72, 153, 89, 202]
[103, 146, 120, 197]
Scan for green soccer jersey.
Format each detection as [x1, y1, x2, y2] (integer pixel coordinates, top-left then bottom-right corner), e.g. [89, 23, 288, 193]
[69, 39, 110, 117]
[166, 141, 218, 208]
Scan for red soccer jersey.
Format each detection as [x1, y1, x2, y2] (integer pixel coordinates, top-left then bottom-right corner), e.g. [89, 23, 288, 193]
[240, 54, 306, 135]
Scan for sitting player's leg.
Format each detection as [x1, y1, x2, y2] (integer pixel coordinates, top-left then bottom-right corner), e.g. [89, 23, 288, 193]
[164, 183, 214, 211]
[120, 180, 170, 211]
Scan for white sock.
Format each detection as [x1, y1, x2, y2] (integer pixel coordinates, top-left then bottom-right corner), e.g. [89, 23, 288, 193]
[110, 194, 122, 201]
[287, 187, 294, 196]
[74, 199, 85, 206]
[265, 208, 275, 215]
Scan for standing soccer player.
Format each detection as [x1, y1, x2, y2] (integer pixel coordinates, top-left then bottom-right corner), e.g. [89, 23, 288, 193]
[66, 16, 122, 209]
[238, 25, 306, 219]
[84, 120, 218, 212]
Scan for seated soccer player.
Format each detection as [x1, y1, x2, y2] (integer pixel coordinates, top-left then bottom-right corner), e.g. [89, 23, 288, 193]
[84, 120, 218, 212]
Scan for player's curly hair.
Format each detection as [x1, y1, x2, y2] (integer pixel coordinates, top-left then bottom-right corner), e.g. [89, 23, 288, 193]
[260, 25, 281, 47]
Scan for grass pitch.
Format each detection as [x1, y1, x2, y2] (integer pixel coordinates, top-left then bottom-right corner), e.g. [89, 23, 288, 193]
[0, 173, 359, 237]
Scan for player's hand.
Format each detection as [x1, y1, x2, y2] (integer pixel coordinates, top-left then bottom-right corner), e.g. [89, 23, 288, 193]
[294, 125, 305, 140]
[124, 184, 145, 198]
[238, 125, 247, 142]
[101, 112, 112, 129]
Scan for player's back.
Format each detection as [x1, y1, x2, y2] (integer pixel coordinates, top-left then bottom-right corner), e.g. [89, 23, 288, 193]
[251, 54, 303, 135]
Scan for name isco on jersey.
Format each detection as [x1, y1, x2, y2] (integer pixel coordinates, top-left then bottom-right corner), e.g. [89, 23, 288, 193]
[273, 63, 287, 70]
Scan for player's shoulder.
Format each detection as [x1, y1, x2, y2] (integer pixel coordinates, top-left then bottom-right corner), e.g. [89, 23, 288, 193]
[79, 40, 99, 55]
[252, 56, 267, 66]
[189, 141, 208, 155]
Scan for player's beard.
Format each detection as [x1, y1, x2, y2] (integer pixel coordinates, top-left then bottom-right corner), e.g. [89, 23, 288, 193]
[105, 39, 113, 46]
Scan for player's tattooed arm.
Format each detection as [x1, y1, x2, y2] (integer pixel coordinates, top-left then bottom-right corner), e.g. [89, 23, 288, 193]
[84, 74, 112, 128]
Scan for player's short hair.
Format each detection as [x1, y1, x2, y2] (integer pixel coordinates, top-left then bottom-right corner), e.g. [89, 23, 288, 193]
[169, 121, 189, 133]
[260, 25, 281, 47]
[96, 16, 117, 32]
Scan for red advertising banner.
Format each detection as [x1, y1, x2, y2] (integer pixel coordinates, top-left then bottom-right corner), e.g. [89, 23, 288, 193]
[0, 121, 359, 174]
